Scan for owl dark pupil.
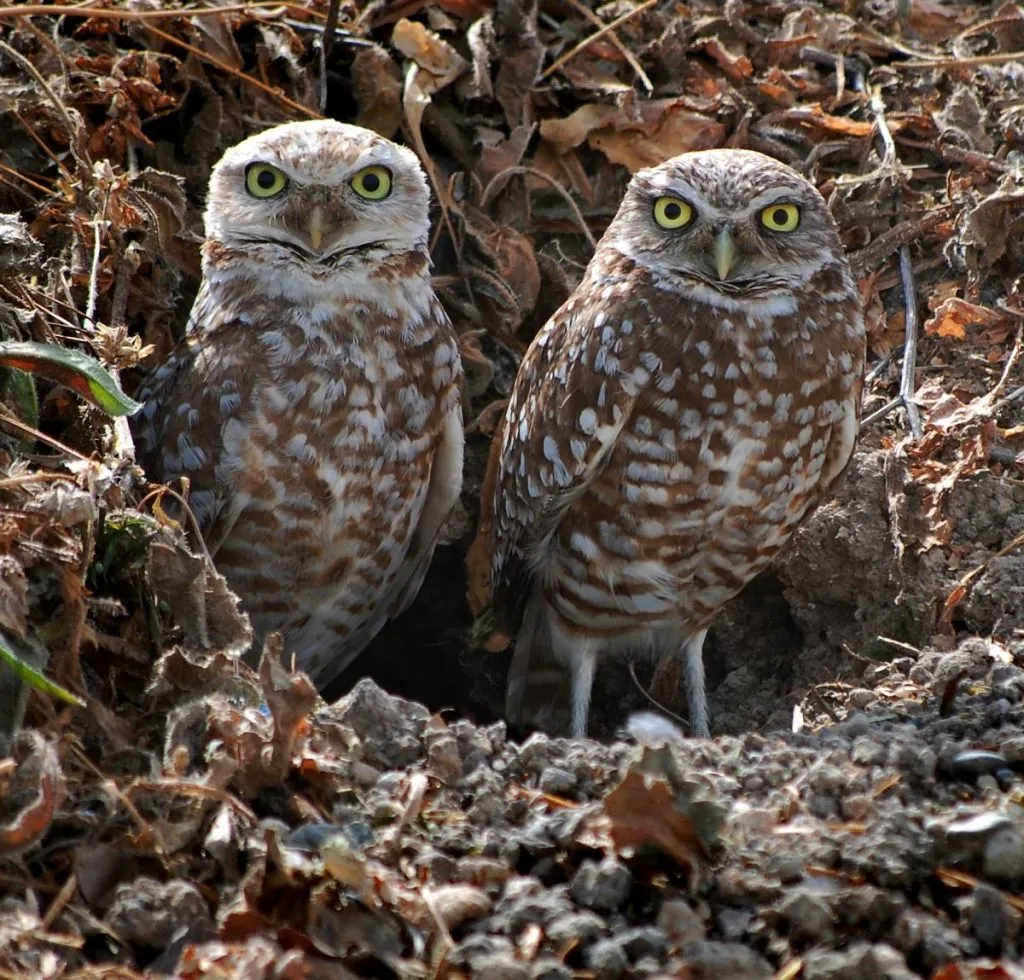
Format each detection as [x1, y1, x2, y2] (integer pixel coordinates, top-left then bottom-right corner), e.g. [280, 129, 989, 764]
[664, 202, 681, 219]
[257, 170, 276, 189]
[772, 208, 788, 225]
[363, 173, 380, 191]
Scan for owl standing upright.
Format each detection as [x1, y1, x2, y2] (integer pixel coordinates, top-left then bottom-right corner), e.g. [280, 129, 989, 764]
[134, 120, 463, 687]
[480, 149, 865, 738]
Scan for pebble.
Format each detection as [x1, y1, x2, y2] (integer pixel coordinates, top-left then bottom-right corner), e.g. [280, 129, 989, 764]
[970, 884, 1009, 953]
[586, 938, 629, 979]
[546, 911, 606, 945]
[946, 750, 1012, 780]
[619, 926, 668, 960]
[531, 961, 572, 980]
[570, 857, 632, 912]
[538, 765, 577, 795]
[1000, 735, 1024, 763]
[680, 940, 773, 978]
[983, 826, 1024, 882]
[658, 899, 706, 944]
[778, 888, 835, 945]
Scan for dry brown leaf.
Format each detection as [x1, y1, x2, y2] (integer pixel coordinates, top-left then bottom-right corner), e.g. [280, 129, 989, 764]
[392, 18, 467, 86]
[0, 730, 65, 856]
[352, 45, 404, 139]
[603, 768, 707, 875]
[539, 104, 622, 154]
[0, 554, 28, 636]
[924, 296, 1010, 341]
[146, 536, 252, 658]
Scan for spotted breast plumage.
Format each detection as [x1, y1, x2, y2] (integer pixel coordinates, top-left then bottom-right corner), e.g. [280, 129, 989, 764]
[133, 120, 463, 687]
[480, 148, 865, 738]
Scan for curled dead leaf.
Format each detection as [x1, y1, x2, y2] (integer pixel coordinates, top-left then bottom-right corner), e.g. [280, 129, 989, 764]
[0, 730, 65, 856]
[924, 296, 1010, 341]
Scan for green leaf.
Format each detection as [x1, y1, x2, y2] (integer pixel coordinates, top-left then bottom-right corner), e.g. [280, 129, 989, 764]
[0, 340, 142, 417]
[0, 635, 85, 708]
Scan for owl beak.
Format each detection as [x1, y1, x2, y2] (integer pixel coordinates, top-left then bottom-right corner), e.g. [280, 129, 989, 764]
[307, 206, 325, 251]
[713, 226, 736, 281]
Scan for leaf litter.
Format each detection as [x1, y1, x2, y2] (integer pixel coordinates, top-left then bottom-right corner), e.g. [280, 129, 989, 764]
[1, 0, 1024, 976]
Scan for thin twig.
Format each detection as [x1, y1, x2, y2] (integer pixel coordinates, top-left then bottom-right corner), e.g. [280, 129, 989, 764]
[83, 217, 104, 335]
[540, 0, 661, 81]
[481, 165, 597, 251]
[0, 160, 52, 195]
[627, 661, 690, 732]
[861, 395, 901, 430]
[894, 50, 1024, 70]
[0, 38, 84, 160]
[0, 2, 324, 21]
[851, 72, 923, 438]
[561, 0, 652, 93]
[0, 408, 91, 460]
[143, 23, 320, 119]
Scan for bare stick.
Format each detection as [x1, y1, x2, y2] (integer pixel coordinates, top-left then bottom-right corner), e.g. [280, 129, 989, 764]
[540, 0, 660, 81]
[850, 71, 923, 438]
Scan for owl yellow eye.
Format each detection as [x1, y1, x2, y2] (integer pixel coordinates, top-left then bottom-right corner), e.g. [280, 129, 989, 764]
[761, 203, 800, 232]
[245, 163, 288, 199]
[351, 166, 392, 200]
[653, 196, 693, 230]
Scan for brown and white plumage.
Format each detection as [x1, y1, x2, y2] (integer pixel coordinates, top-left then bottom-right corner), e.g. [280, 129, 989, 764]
[134, 120, 463, 686]
[482, 149, 865, 737]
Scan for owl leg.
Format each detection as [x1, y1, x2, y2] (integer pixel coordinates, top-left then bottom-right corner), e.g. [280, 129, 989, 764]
[505, 593, 541, 725]
[682, 628, 710, 738]
[568, 644, 598, 738]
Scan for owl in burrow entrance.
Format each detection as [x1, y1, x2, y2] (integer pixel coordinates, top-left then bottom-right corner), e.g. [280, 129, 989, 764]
[133, 120, 464, 688]
[477, 148, 865, 738]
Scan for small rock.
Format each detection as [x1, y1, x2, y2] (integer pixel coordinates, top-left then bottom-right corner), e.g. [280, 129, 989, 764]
[946, 750, 1011, 781]
[325, 680, 429, 769]
[983, 826, 1024, 882]
[937, 811, 1015, 862]
[851, 736, 887, 767]
[658, 899, 706, 944]
[716, 907, 752, 941]
[471, 954, 530, 980]
[970, 884, 1008, 953]
[767, 854, 805, 884]
[619, 926, 668, 960]
[802, 941, 915, 979]
[778, 888, 834, 945]
[841, 794, 872, 821]
[425, 731, 462, 783]
[570, 857, 632, 912]
[1001, 735, 1024, 763]
[547, 911, 606, 945]
[105, 878, 211, 949]
[531, 960, 572, 980]
[586, 938, 629, 980]
[538, 766, 577, 795]
[847, 688, 875, 709]
[429, 884, 491, 930]
[455, 855, 513, 888]
[680, 940, 773, 979]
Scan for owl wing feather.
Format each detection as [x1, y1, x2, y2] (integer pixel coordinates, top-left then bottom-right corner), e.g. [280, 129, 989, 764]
[389, 392, 464, 619]
[133, 299, 253, 549]
[488, 302, 640, 632]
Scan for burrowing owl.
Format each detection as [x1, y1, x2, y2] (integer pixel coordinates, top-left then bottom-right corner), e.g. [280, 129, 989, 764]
[134, 120, 463, 687]
[480, 149, 865, 738]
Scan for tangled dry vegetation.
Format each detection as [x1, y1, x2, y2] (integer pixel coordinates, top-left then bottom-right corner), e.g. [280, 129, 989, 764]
[1, 0, 1024, 977]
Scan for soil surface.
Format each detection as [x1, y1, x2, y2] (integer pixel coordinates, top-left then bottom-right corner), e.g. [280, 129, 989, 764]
[1, 0, 1023, 977]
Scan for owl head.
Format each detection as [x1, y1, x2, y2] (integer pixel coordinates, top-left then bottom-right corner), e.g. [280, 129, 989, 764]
[606, 149, 845, 302]
[203, 120, 431, 261]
